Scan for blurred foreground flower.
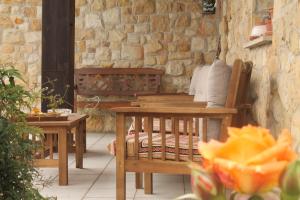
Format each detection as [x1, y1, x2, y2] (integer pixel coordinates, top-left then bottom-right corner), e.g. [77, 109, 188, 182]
[199, 125, 297, 194]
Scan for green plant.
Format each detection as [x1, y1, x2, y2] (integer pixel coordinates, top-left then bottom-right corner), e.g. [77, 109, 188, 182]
[0, 64, 46, 200]
[42, 79, 70, 113]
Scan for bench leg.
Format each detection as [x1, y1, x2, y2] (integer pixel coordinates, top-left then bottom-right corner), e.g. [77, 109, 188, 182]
[135, 173, 143, 189]
[144, 173, 153, 194]
[116, 114, 126, 200]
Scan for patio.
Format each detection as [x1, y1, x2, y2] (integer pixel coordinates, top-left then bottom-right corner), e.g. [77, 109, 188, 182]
[38, 133, 191, 200]
[1, 0, 300, 199]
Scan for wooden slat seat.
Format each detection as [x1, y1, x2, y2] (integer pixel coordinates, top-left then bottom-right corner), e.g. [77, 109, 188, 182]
[109, 132, 201, 162]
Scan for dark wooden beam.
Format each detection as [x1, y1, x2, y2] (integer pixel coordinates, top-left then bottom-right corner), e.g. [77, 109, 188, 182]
[42, 0, 75, 112]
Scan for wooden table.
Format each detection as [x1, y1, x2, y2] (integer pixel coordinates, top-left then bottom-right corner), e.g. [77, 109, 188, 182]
[28, 114, 88, 185]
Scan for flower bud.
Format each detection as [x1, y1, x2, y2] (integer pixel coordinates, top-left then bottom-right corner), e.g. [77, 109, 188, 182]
[190, 163, 224, 199]
[280, 159, 300, 196]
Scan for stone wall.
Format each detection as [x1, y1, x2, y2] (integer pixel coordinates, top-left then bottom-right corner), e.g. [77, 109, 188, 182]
[75, 0, 219, 132]
[75, 0, 219, 93]
[220, 0, 300, 148]
[0, 0, 42, 87]
[0, 0, 220, 133]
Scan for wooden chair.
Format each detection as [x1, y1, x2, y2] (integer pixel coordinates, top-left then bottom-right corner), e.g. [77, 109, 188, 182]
[111, 59, 253, 200]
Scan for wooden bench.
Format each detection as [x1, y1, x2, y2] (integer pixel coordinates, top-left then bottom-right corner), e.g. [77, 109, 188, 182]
[112, 59, 253, 199]
[74, 68, 164, 111]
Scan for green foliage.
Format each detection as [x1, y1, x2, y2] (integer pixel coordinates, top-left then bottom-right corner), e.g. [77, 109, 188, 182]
[42, 79, 70, 112]
[0, 64, 46, 200]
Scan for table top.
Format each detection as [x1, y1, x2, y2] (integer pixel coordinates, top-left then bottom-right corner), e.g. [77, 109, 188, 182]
[27, 113, 88, 127]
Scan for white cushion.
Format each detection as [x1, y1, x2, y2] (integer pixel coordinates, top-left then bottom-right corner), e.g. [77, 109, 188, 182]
[193, 65, 210, 102]
[206, 60, 232, 140]
[207, 60, 232, 107]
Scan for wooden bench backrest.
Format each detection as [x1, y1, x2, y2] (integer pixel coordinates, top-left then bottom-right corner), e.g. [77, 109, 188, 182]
[225, 59, 253, 127]
[74, 68, 164, 97]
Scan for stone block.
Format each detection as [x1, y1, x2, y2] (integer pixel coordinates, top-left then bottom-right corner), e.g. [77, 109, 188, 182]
[203, 51, 215, 64]
[109, 30, 126, 42]
[3, 30, 24, 44]
[137, 16, 149, 23]
[156, 53, 168, 65]
[156, 0, 172, 13]
[0, 44, 14, 54]
[81, 29, 95, 40]
[164, 33, 173, 43]
[24, 32, 41, 43]
[0, 5, 11, 14]
[110, 42, 121, 50]
[169, 52, 192, 60]
[134, 23, 149, 33]
[82, 53, 96, 65]
[114, 60, 130, 68]
[131, 60, 144, 68]
[111, 50, 121, 60]
[0, 16, 13, 28]
[133, 0, 155, 15]
[29, 19, 41, 31]
[144, 41, 163, 54]
[144, 56, 156, 66]
[199, 20, 217, 36]
[85, 14, 103, 28]
[96, 47, 111, 61]
[103, 8, 120, 25]
[175, 15, 191, 28]
[106, 0, 117, 8]
[166, 61, 184, 76]
[177, 39, 190, 52]
[119, 0, 130, 7]
[151, 15, 170, 32]
[24, 7, 36, 18]
[91, 0, 105, 11]
[191, 37, 206, 51]
[121, 44, 143, 60]
[171, 2, 185, 12]
[122, 15, 137, 23]
[127, 33, 140, 44]
[76, 0, 87, 7]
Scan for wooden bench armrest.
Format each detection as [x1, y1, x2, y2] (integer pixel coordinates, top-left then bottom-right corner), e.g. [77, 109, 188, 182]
[131, 101, 207, 108]
[111, 106, 237, 115]
[137, 94, 193, 102]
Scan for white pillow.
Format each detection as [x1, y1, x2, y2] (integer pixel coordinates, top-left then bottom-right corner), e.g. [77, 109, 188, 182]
[206, 60, 232, 140]
[207, 60, 232, 107]
[193, 65, 210, 102]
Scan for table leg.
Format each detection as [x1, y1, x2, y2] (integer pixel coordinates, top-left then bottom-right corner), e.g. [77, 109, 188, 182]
[58, 128, 68, 185]
[75, 121, 83, 169]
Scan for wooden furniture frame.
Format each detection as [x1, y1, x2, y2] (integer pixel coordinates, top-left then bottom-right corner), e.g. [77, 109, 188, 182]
[112, 59, 253, 200]
[28, 114, 88, 185]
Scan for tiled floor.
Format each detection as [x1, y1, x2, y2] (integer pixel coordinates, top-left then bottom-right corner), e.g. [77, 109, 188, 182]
[37, 133, 191, 200]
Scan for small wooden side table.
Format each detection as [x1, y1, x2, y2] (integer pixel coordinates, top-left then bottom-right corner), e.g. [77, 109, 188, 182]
[28, 114, 88, 185]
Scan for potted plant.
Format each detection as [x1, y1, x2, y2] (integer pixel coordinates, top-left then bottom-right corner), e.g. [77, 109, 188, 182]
[0, 64, 46, 199]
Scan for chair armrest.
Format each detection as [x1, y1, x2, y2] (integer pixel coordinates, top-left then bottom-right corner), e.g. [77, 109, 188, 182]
[137, 94, 193, 102]
[111, 106, 237, 116]
[132, 101, 207, 108]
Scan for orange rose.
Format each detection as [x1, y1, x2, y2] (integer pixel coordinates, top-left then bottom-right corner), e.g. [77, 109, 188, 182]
[199, 125, 297, 194]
